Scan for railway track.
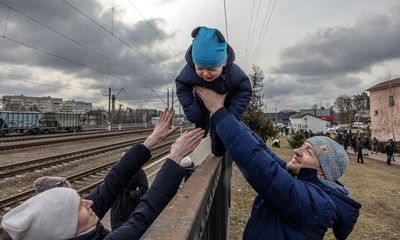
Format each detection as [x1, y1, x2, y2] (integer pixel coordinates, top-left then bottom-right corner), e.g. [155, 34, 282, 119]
[0, 141, 174, 236]
[0, 127, 143, 143]
[0, 136, 146, 179]
[0, 128, 154, 151]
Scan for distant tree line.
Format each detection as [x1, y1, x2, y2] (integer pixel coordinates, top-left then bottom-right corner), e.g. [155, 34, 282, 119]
[333, 92, 370, 124]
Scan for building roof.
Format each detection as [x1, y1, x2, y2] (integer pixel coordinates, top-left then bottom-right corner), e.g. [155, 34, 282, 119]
[279, 109, 297, 113]
[289, 113, 309, 119]
[366, 78, 400, 92]
[289, 113, 328, 121]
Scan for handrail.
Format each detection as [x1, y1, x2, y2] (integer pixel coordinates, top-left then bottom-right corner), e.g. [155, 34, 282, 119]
[142, 153, 232, 240]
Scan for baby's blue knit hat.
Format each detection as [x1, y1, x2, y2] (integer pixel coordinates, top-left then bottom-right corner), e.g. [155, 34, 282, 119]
[306, 136, 348, 181]
[192, 26, 227, 68]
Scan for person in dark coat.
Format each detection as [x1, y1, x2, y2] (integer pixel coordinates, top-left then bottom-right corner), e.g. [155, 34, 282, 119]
[110, 168, 148, 230]
[1, 109, 205, 240]
[372, 137, 378, 154]
[352, 135, 357, 154]
[176, 26, 252, 157]
[363, 136, 370, 156]
[343, 134, 349, 152]
[385, 141, 394, 165]
[196, 87, 361, 240]
[356, 137, 364, 163]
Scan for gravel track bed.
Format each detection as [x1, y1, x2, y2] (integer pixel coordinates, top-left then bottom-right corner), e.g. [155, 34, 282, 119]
[0, 150, 124, 199]
[0, 132, 149, 165]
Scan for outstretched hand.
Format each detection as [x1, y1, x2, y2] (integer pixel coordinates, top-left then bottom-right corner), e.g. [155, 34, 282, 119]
[195, 86, 227, 113]
[167, 128, 205, 164]
[143, 108, 180, 149]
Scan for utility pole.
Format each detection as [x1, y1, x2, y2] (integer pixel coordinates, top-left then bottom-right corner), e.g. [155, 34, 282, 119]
[167, 89, 170, 109]
[118, 104, 123, 130]
[171, 89, 174, 111]
[108, 87, 111, 131]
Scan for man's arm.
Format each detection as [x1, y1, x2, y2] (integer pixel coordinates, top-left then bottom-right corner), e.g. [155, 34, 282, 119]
[212, 108, 312, 223]
[88, 109, 179, 219]
[105, 159, 186, 240]
[246, 126, 288, 168]
[105, 128, 205, 240]
[87, 143, 151, 219]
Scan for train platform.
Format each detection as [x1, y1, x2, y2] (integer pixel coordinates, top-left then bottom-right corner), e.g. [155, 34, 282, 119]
[100, 136, 212, 229]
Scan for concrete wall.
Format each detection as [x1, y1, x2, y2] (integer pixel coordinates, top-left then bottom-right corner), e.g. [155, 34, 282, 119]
[370, 86, 400, 142]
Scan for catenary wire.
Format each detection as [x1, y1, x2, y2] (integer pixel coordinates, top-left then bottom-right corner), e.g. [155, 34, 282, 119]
[62, 0, 174, 78]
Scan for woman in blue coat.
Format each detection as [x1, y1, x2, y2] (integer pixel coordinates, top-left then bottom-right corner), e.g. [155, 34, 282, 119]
[196, 87, 361, 240]
[2, 109, 205, 240]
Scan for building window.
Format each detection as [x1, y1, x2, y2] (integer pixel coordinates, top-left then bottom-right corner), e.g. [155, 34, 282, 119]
[374, 110, 379, 116]
[389, 95, 395, 107]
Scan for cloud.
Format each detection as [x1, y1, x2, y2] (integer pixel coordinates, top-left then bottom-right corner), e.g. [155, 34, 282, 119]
[273, 5, 400, 77]
[0, 0, 180, 107]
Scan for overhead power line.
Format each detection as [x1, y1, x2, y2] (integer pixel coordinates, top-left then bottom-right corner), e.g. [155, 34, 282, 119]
[62, 0, 174, 78]
[0, 71, 97, 95]
[251, 0, 273, 64]
[245, 0, 262, 70]
[252, 0, 277, 64]
[126, 0, 180, 59]
[243, 0, 256, 68]
[0, 1, 155, 85]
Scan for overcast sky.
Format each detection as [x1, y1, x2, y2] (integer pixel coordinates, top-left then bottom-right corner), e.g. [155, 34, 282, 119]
[0, 0, 399, 112]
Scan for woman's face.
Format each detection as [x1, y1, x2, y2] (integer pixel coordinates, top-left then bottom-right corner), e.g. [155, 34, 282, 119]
[75, 199, 98, 235]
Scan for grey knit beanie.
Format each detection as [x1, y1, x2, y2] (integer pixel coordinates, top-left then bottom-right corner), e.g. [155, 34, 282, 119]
[306, 136, 348, 181]
[33, 176, 72, 193]
[1, 187, 80, 240]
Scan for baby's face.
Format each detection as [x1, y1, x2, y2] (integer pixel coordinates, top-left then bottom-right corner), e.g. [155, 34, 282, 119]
[195, 64, 224, 82]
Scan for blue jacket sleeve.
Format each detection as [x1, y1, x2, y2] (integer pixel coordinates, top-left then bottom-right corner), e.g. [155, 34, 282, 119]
[176, 71, 202, 123]
[245, 125, 288, 168]
[212, 108, 313, 224]
[104, 159, 186, 240]
[227, 74, 252, 119]
[86, 143, 151, 219]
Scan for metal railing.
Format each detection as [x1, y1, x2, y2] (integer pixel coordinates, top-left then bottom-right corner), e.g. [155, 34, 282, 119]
[142, 153, 232, 240]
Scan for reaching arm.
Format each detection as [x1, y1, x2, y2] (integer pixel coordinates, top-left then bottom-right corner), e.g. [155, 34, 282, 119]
[87, 109, 178, 219]
[211, 108, 313, 224]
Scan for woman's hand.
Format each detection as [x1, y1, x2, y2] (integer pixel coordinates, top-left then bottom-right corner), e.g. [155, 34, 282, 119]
[195, 86, 227, 113]
[167, 128, 205, 164]
[143, 108, 180, 149]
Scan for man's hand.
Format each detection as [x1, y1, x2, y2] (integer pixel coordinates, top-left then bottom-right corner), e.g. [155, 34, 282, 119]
[167, 128, 205, 164]
[143, 108, 180, 149]
[195, 86, 227, 113]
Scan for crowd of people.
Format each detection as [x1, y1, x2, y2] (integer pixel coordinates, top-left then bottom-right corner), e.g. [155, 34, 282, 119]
[331, 132, 396, 165]
[1, 26, 366, 240]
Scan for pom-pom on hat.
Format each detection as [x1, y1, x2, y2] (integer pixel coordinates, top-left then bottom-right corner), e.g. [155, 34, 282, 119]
[306, 136, 348, 181]
[191, 26, 228, 68]
[33, 176, 72, 193]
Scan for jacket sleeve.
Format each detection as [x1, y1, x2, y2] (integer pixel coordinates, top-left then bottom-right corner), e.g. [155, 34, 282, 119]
[227, 74, 252, 119]
[104, 159, 186, 240]
[245, 125, 288, 168]
[212, 108, 313, 224]
[176, 72, 202, 124]
[86, 144, 151, 219]
[129, 169, 149, 201]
